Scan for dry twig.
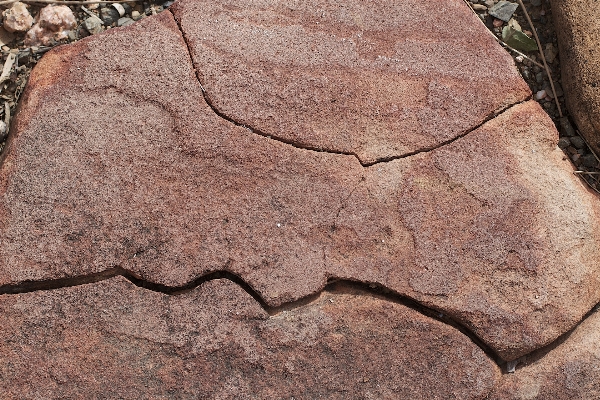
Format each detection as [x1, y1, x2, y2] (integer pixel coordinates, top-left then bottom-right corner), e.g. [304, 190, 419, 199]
[574, 171, 600, 175]
[0, 52, 15, 88]
[516, 0, 563, 117]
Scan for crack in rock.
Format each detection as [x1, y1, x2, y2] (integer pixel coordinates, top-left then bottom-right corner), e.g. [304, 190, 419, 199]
[169, 9, 531, 168]
[0, 273, 502, 398]
[0, 266, 499, 364]
[3, 8, 599, 369]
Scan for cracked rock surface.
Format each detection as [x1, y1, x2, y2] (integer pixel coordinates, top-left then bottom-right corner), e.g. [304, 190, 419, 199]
[491, 306, 600, 399]
[170, 0, 531, 165]
[0, 277, 500, 398]
[0, 0, 599, 396]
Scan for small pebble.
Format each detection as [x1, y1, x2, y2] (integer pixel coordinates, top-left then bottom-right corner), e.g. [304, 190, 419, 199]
[535, 90, 546, 100]
[0, 120, 7, 141]
[493, 18, 504, 27]
[580, 154, 598, 168]
[100, 7, 120, 26]
[489, 0, 519, 22]
[117, 17, 134, 27]
[535, 72, 543, 83]
[560, 117, 577, 137]
[131, 10, 142, 21]
[557, 137, 571, 150]
[2, 2, 33, 33]
[553, 82, 564, 97]
[570, 136, 586, 150]
[544, 43, 558, 64]
[25, 5, 76, 46]
[111, 3, 126, 17]
[84, 15, 103, 35]
[472, 4, 487, 11]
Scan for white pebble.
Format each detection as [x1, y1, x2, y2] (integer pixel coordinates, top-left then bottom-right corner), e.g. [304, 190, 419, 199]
[535, 90, 546, 100]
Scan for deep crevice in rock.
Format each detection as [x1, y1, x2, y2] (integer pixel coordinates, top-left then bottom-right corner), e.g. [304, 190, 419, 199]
[168, 9, 531, 168]
[0, 267, 500, 368]
[7, 262, 600, 372]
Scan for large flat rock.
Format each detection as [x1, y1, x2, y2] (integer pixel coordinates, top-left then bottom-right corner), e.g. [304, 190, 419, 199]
[551, 0, 600, 154]
[0, 277, 501, 398]
[491, 307, 600, 399]
[170, 0, 531, 164]
[0, 9, 599, 363]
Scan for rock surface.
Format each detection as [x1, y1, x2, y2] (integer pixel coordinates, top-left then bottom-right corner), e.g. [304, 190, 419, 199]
[491, 307, 600, 399]
[170, 0, 530, 165]
[1, 5, 599, 364]
[551, 0, 600, 154]
[1, 0, 600, 395]
[0, 277, 501, 398]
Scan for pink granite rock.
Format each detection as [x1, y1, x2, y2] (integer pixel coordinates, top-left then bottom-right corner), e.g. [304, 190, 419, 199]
[170, 0, 531, 165]
[491, 307, 600, 399]
[24, 4, 76, 46]
[1, 5, 599, 366]
[0, 277, 501, 398]
[2, 2, 33, 33]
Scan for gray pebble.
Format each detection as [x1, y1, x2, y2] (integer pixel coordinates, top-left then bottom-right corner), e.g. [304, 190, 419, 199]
[489, 1, 519, 22]
[570, 136, 586, 149]
[559, 117, 577, 137]
[84, 15, 103, 35]
[0, 120, 7, 142]
[580, 154, 598, 168]
[553, 82, 564, 97]
[117, 17, 135, 27]
[100, 7, 120, 26]
[535, 72, 543, 83]
[557, 137, 571, 150]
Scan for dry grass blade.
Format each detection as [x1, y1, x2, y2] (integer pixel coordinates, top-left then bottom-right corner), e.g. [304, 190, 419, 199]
[516, 0, 563, 117]
[4, 102, 9, 130]
[0, 52, 15, 89]
[574, 171, 600, 175]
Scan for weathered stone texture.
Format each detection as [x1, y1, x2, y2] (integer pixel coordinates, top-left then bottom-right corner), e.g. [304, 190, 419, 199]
[171, 0, 531, 164]
[491, 308, 600, 399]
[0, 7, 599, 364]
[551, 0, 600, 154]
[0, 277, 501, 398]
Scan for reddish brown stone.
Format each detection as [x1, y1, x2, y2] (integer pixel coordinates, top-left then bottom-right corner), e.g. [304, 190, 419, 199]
[382, 100, 600, 361]
[1, 8, 599, 364]
[551, 0, 600, 154]
[0, 277, 501, 398]
[170, 0, 531, 165]
[491, 308, 600, 399]
[1, 12, 363, 300]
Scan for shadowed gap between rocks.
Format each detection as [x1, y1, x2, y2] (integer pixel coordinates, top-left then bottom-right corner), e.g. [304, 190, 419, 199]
[168, 9, 532, 167]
